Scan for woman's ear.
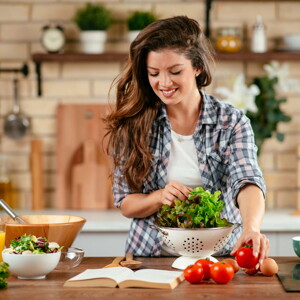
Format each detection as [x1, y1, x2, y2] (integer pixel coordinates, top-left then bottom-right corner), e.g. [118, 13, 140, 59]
[195, 68, 202, 77]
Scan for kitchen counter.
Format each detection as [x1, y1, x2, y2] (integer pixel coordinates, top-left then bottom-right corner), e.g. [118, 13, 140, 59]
[1, 208, 299, 232]
[1, 209, 300, 256]
[2, 257, 300, 300]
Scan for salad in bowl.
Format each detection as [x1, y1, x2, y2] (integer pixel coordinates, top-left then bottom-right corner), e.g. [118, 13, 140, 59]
[2, 234, 62, 279]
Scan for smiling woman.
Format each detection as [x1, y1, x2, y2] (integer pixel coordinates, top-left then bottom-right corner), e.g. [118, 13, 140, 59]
[104, 16, 268, 261]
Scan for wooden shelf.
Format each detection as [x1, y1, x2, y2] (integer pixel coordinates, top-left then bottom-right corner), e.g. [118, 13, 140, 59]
[31, 50, 300, 97]
[215, 51, 300, 62]
[32, 52, 128, 63]
[32, 51, 300, 64]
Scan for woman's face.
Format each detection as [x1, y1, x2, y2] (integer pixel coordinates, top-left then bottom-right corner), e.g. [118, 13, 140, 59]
[146, 49, 200, 107]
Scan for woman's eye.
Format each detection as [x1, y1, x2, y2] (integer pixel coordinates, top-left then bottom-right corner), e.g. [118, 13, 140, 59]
[171, 71, 181, 75]
[149, 73, 159, 77]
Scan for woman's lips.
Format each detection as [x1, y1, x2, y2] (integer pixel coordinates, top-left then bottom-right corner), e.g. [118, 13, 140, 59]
[160, 88, 177, 98]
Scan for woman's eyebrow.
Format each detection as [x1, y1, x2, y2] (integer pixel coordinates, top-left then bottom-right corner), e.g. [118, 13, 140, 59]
[147, 64, 184, 70]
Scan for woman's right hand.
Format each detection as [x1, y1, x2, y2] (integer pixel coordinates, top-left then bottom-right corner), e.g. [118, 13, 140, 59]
[160, 180, 193, 206]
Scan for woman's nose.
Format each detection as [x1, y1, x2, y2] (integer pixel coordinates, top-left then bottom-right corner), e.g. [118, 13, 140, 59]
[159, 73, 172, 87]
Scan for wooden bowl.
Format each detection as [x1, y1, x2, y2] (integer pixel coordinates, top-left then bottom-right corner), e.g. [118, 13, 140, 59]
[2, 215, 86, 248]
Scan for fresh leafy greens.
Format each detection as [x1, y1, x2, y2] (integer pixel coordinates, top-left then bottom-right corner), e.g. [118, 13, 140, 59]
[8, 234, 61, 254]
[0, 261, 9, 289]
[157, 187, 231, 228]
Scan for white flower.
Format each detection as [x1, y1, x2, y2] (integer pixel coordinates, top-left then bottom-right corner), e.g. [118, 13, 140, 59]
[263, 60, 300, 93]
[215, 74, 260, 113]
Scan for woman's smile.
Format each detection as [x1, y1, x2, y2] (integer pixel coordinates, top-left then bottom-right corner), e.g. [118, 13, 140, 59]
[147, 49, 201, 107]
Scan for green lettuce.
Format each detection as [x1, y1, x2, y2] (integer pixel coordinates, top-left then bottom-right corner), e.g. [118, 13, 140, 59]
[156, 187, 231, 228]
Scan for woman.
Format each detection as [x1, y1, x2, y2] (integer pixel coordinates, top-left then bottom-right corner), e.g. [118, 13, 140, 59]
[105, 16, 269, 262]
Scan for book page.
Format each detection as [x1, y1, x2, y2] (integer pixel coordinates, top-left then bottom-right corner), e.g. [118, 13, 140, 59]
[67, 267, 133, 283]
[124, 269, 183, 283]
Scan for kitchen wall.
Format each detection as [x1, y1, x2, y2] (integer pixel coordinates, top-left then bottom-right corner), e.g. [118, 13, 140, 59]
[0, 0, 300, 210]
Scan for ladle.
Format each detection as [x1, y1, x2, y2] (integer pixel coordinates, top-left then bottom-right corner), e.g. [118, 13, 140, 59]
[0, 199, 27, 224]
[3, 78, 30, 140]
[120, 252, 142, 269]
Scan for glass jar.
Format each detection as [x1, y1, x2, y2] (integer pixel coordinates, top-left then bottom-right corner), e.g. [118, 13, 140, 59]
[0, 155, 16, 208]
[215, 27, 242, 53]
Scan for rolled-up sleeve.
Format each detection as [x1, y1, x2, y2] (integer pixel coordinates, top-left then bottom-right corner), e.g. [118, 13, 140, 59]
[228, 114, 266, 206]
[113, 165, 132, 208]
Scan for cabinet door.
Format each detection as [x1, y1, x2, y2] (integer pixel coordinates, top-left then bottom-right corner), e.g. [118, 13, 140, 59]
[264, 232, 299, 256]
[74, 232, 127, 256]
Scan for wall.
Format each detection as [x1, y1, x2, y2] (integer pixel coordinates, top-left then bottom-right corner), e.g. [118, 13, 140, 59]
[0, 0, 299, 210]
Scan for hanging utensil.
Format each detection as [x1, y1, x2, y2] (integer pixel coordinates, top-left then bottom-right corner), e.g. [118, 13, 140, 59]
[3, 78, 30, 140]
[0, 199, 27, 224]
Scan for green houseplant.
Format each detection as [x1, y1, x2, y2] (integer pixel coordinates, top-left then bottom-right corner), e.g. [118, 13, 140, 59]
[73, 3, 113, 53]
[127, 10, 158, 42]
[215, 61, 293, 156]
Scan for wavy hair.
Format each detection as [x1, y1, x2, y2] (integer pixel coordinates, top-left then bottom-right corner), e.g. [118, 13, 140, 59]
[105, 16, 215, 191]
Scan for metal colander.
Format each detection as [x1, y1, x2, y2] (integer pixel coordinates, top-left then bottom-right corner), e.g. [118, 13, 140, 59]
[151, 223, 240, 257]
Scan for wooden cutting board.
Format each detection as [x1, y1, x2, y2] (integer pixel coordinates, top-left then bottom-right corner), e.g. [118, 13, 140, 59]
[71, 139, 109, 209]
[56, 104, 113, 209]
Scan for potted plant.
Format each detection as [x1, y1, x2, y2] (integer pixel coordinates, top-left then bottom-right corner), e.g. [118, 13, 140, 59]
[73, 3, 113, 54]
[126, 10, 158, 42]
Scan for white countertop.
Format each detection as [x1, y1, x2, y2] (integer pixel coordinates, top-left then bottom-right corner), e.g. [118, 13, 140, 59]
[1, 208, 300, 233]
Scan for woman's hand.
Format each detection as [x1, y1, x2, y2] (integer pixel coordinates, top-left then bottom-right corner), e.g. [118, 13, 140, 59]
[160, 180, 193, 206]
[230, 228, 270, 265]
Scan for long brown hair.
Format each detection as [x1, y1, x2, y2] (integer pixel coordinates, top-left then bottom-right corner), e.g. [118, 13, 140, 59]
[105, 16, 214, 191]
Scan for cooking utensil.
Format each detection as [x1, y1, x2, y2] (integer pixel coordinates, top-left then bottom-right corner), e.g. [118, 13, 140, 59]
[102, 257, 125, 268]
[30, 139, 45, 210]
[120, 253, 142, 269]
[3, 78, 30, 140]
[0, 199, 27, 224]
[150, 223, 241, 270]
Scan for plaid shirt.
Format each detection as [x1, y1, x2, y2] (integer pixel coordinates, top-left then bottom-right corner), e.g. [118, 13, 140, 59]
[113, 91, 266, 256]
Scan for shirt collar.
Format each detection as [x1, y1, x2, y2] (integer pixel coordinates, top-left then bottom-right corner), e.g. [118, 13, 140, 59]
[155, 90, 218, 125]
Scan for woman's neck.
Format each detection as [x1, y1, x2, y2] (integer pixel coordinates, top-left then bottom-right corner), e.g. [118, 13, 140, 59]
[167, 93, 202, 135]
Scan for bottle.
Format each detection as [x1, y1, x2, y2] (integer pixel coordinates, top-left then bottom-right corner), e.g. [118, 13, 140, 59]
[251, 15, 267, 53]
[0, 155, 15, 208]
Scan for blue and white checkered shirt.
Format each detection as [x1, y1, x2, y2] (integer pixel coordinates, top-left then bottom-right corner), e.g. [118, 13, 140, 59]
[113, 91, 266, 256]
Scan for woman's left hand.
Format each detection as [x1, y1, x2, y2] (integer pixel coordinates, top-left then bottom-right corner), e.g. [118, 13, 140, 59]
[230, 228, 270, 265]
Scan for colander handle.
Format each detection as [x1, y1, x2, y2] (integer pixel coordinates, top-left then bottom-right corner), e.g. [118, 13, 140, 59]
[232, 223, 242, 233]
[149, 224, 168, 236]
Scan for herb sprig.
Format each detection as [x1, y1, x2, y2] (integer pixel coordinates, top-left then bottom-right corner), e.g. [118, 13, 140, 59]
[0, 261, 10, 289]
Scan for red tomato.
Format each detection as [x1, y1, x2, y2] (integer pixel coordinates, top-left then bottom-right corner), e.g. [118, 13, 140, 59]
[235, 246, 259, 269]
[194, 258, 214, 280]
[184, 264, 204, 284]
[210, 262, 235, 284]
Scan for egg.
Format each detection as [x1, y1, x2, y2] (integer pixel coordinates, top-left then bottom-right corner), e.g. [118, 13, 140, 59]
[260, 258, 278, 276]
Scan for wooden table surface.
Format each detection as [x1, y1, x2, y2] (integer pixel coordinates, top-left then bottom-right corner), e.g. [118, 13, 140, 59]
[2, 257, 300, 300]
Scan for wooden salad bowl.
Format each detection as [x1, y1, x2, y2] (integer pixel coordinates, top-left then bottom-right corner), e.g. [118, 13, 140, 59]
[2, 215, 86, 248]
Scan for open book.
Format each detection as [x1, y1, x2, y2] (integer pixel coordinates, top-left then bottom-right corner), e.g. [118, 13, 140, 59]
[64, 267, 184, 289]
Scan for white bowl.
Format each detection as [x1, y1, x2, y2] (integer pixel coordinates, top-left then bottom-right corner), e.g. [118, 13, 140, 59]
[2, 251, 61, 280]
[282, 34, 300, 47]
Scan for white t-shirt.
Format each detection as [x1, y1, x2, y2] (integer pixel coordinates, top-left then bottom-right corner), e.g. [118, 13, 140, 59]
[166, 130, 203, 189]
[162, 130, 203, 256]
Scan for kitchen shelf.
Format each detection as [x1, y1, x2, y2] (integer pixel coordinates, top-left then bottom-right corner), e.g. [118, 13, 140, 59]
[32, 52, 128, 96]
[31, 50, 300, 97]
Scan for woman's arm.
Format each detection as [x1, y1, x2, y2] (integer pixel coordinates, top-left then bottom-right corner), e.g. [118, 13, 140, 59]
[230, 184, 270, 263]
[120, 180, 192, 218]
